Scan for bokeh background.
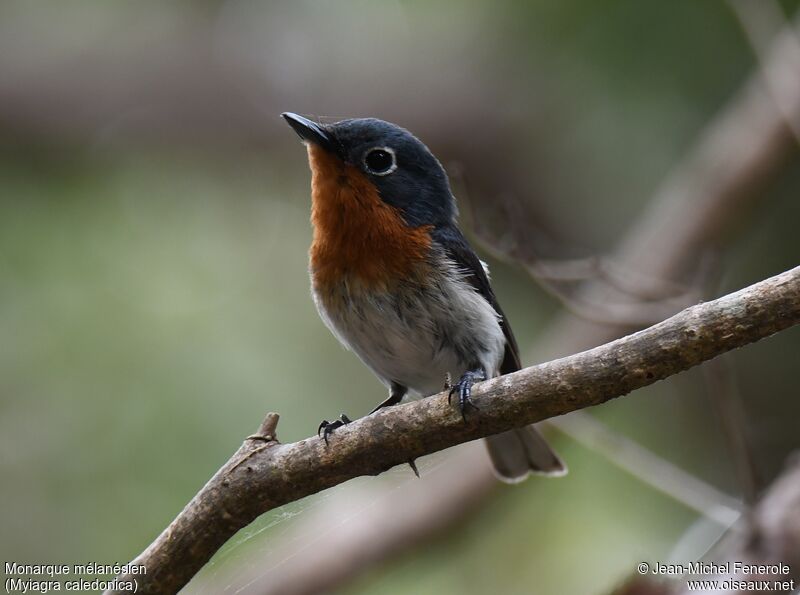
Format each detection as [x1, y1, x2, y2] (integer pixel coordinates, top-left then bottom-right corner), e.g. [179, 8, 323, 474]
[2, 1, 799, 594]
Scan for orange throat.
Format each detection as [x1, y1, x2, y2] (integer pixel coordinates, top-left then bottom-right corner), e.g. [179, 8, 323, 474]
[306, 144, 431, 292]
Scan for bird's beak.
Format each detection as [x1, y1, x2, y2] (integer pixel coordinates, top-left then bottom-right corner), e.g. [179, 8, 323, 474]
[282, 112, 335, 152]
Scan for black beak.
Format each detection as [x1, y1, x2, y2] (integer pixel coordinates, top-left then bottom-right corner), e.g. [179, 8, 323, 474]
[281, 112, 335, 152]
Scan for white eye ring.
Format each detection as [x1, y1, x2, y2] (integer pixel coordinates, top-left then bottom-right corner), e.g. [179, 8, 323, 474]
[362, 147, 398, 176]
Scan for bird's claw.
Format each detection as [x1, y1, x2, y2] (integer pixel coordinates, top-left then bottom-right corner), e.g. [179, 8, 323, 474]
[448, 370, 485, 422]
[318, 413, 352, 445]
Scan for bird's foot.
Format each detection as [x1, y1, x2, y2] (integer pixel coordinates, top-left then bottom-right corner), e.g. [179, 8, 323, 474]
[318, 414, 352, 445]
[448, 370, 485, 422]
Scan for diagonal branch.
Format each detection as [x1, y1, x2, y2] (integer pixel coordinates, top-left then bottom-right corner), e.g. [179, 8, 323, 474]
[107, 265, 800, 595]
[727, 0, 800, 145]
[548, 413, 744, 527]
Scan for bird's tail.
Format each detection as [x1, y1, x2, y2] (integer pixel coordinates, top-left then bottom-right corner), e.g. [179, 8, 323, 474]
[484, 425, 567, 483]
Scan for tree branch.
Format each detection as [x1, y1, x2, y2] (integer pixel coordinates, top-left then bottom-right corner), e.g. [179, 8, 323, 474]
[107, 266, 800, 594]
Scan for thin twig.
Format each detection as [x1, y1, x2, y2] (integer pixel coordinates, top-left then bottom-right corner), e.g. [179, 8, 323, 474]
[702, 351, 761, 504]
[728, 0, 800, 144]
[550, 412, 744, 527]
[463, 192, 699, 327]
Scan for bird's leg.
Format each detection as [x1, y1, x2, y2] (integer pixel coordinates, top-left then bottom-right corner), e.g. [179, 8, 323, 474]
[318, 383, 408, 447]
[367, 383, 419, 477]
[369, 382, 407, 414]
[448, 368, 486, 422]
[317, 414, 352, 445]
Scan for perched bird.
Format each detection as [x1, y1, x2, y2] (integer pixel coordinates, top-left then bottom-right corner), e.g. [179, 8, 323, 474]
[282, 112, 566, 483]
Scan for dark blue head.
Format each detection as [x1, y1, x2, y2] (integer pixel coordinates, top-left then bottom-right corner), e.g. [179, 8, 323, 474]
[283, 113, 456, 227]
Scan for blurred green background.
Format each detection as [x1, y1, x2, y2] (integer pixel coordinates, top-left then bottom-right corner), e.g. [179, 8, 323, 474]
[1, 1, 799, 594]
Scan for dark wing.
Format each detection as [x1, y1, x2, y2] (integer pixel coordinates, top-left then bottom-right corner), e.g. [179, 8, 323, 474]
[431, 225, 522, 374]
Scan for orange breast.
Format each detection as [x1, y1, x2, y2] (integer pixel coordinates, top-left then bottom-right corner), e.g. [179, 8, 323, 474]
[307, 144, 432, 293]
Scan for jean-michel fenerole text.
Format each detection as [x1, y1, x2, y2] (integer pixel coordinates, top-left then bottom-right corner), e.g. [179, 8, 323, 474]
[649, 561, 791, 577]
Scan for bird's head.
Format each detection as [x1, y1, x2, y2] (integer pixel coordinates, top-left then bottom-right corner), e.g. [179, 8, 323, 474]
[282, 113, 456, 228]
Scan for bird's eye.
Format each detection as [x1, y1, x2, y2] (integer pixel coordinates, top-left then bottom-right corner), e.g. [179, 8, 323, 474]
[363, 147, 397, 175]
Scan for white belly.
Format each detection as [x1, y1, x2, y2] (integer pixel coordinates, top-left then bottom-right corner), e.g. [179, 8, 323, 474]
[312, 267, 506, 397]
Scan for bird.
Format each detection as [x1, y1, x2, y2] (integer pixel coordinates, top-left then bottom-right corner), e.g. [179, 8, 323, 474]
[282, 112, 566, 483]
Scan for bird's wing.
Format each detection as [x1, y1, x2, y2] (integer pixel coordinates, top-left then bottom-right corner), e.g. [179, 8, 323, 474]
[431, 225, 521, 374]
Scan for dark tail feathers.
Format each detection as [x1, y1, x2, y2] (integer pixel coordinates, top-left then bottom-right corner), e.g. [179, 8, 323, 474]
[484, 424, 567, 483]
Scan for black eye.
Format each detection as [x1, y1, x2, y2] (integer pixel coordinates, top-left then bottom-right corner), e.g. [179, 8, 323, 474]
[363, 148, 396, 175]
